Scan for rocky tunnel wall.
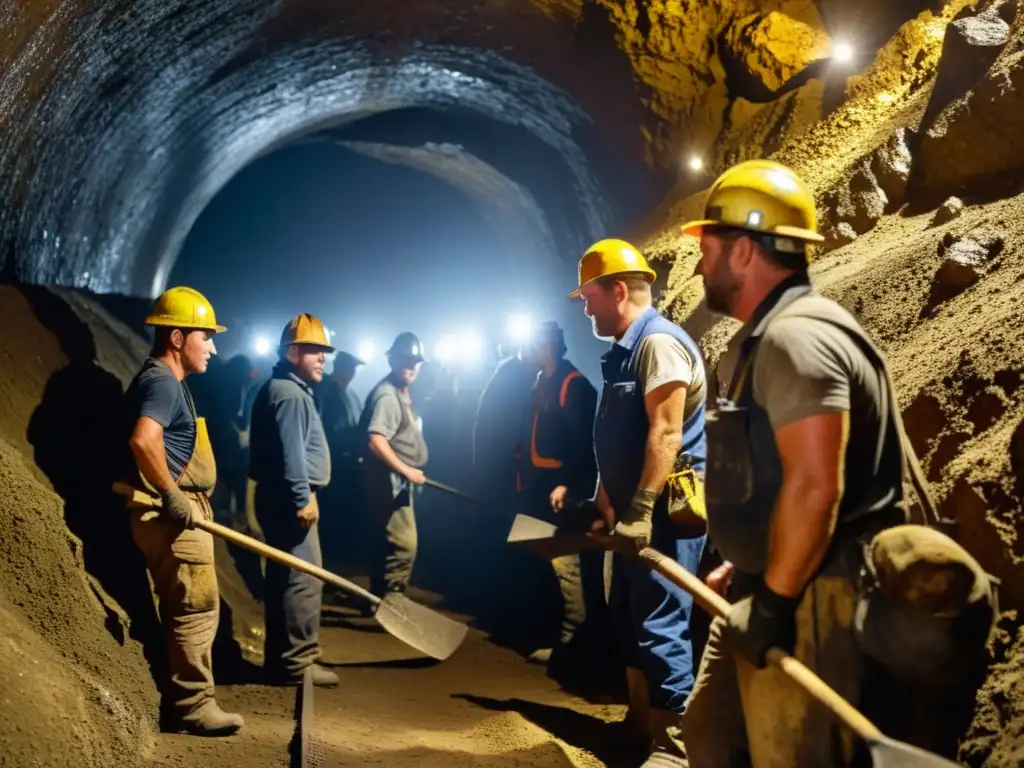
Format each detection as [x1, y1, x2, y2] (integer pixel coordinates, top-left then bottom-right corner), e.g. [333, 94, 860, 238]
[0, 0, 948, 298]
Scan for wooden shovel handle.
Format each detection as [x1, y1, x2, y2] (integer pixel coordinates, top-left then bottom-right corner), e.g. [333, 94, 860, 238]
[638, 547, 883, 742]
[196, 518, 381, 606]
[112, 481, 380, 606]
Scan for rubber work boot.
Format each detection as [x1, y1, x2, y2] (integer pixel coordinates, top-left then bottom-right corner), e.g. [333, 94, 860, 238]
[176, 702, 244, 737]
[641, 709, 687, 767]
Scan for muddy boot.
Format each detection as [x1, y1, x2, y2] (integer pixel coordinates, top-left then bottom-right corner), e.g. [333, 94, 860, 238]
[309, 663, 340, 688]
[641, 709, 687, 767]
[176, 702, 244, 737]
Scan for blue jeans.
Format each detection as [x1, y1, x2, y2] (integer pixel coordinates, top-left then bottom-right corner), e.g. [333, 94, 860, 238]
[609, 523, 706, 712]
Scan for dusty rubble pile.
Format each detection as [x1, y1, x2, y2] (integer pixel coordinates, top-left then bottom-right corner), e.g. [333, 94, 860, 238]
[0, 286, 157, 767]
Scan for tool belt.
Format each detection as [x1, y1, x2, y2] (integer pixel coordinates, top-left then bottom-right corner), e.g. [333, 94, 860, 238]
[666, 454, 706, 528]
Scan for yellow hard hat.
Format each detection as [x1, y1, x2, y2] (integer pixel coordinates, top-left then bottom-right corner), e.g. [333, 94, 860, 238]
[144, 286, 227, 333]
[568, 238, 657, 298]
[680, 159, 824, 249]
[280, 313, 335, 353]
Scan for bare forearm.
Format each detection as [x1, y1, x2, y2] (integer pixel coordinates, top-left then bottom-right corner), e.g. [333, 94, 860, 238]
[369, 434, 411, 477]
[763, 479, 840, 597]
[130, 437, 177, 493]
[638, 427, 680, 495]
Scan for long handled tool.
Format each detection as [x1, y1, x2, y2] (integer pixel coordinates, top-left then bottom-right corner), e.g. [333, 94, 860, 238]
[113, 483, 468, 662]
[423, 477, 477, 502]
[506, 513, 604, 559]
[637, 547, 963, 768]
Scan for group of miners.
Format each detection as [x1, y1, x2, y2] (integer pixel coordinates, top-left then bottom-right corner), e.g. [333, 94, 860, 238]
[120, 300, 433, 733]
[117, 159, 996, 767]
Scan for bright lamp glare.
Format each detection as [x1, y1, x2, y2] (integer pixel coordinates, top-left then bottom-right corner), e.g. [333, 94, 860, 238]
[506, 313, 535, 344]
[435, 336, 455, 364]
[688, 155, 704, 172]
[459, 331, 485, 362]
[833, 42, 854, 63]
[357, 341, 375, 361]
[252, 336, 272, 357]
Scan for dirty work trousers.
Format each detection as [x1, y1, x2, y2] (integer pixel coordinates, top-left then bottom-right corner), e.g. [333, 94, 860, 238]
[609, 524, 706, 712]
[679, 574, 864, 767]
[131, 513, 219, 719]
[365, 469, 417, 595]
[254, 485, 324, 679]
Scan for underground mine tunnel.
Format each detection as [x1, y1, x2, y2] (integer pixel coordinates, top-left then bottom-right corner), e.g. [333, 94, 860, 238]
[4, 0, 1024, 766]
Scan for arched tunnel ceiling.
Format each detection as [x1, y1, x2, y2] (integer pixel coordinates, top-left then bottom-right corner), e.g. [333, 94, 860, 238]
[0, 0, 939, 296]
[335, 139, 559, 281]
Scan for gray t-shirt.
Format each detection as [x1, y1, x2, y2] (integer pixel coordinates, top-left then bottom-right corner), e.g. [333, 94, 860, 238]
[362, 378, 429, 468]
[125, 358, 196, 479]
[635, 333, 706, 418]
[717, 288, 900, 543]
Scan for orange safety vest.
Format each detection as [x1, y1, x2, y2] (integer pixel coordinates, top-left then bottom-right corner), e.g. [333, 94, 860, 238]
[516, 367, 582, 491]
[530, 369, 582, 469]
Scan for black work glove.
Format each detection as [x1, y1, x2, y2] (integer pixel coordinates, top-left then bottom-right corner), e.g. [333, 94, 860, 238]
[612, 489, 658, 554]
[161, 486, 196, 529]
[724, 580, 800, 668]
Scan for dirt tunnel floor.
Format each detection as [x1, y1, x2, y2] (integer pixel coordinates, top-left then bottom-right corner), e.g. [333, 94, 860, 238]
[147, 583, 628, 768]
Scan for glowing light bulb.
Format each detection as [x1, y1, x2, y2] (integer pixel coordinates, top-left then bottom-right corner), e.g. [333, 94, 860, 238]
[357, 340, 376, 361]
[252, 336, 272, 357]
[833, 42, 854, 63]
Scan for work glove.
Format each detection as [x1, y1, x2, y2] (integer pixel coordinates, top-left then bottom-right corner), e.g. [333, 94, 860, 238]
[161, 486, 196, 529]
[724, 580, 800, 668]
[612, 489, 658, 554]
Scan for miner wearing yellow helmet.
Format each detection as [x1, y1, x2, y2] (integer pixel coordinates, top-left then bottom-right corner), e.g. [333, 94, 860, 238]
[570, 237, 709, 766]
[120, 286, 243, 736]
[674, 160, 989, 764]
[248, 313, 340, 688]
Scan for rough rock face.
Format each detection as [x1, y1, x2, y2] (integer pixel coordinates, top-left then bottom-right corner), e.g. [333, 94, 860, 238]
[723, 9, 830, 95]
[870, 128, 913, 213]
[818, 158, 888, 250]
[912, 3, 1022, 204]
[933, 196, 967, 226]
[920, 2, 1015, 131]
[926, 229, 1006, 311]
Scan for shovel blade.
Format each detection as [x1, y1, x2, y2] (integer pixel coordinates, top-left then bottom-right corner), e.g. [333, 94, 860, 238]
[374, 592, 468, 661]
[506, 514, 600, 560]
[868, 735, 963, 768]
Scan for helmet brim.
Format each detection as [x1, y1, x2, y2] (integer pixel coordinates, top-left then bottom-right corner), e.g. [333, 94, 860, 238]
[144, 317, 227, 334]
[682, 219, 825, 244]
[680, 219, 717, 238]
[568, 269, 656, 299]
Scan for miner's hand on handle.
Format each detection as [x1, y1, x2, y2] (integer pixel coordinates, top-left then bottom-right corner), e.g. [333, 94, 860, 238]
[635, 546, 964, 768]
[162, 486, 197, 529]
[404, 467, 426, 485]
[610, 489, 657, 554]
